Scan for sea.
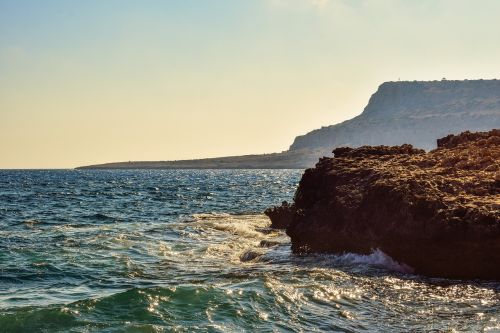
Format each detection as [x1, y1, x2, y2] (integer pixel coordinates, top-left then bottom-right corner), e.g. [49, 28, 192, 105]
[0, 169, 499, 333]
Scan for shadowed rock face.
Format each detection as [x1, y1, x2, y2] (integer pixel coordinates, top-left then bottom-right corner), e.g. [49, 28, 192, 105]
[264, 201, 296, 229]
[267, 129, 500, 280]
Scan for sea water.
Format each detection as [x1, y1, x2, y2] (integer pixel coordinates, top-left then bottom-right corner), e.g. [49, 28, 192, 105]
[0, 169, 498, 332]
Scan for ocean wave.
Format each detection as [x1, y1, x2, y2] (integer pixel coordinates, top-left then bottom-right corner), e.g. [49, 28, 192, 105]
[183, 213, 287, 265]
[0, 285, 280, 332]
[82, 213, 116, 221]
[333, 249, 415, 274]
[19, 219, 42, 228]
[2, 170, 499, 332]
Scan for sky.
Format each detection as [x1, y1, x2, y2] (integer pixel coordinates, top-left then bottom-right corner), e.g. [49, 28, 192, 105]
[1, 0, 500, 168]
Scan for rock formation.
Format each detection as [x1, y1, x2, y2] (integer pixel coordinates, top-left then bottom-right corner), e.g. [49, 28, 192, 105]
[266, 130, 500, 280]
[290, 80, 500, 152]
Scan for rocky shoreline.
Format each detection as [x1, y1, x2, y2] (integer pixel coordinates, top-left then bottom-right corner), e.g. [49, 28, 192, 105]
[265, 130, 500, 280]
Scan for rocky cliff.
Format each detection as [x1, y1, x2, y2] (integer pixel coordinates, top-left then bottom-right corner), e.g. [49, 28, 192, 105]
[290, 80, 500, 151]
[266, 129, 500, 279]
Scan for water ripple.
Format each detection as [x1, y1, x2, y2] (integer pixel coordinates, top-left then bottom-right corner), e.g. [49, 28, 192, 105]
[0, 170, 498, 332]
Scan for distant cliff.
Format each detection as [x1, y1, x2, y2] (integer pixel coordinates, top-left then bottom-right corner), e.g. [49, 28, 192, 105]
[78, 79, 500, 169]
[290, 79, 500, 151]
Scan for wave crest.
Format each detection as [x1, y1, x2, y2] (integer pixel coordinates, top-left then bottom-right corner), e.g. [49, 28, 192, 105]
[334, 249, 415, 274]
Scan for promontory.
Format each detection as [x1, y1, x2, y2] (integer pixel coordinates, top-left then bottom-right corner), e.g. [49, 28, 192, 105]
[266, 129, 500, 280]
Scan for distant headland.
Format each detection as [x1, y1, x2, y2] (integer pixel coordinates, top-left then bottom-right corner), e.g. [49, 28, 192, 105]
[77, 79, 500, 170]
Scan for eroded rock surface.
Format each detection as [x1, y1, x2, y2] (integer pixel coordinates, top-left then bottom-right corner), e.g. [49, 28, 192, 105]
[264, 201, 296, 229]
[267, 130, 500, 279]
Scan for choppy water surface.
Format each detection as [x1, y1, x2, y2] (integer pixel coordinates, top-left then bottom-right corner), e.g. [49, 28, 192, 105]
[0, 170, 499, 332]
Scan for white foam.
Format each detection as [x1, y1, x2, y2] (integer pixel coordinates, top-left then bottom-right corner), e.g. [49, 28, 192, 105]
[191, 213, 270, 239]
[335, 249, 415, 274]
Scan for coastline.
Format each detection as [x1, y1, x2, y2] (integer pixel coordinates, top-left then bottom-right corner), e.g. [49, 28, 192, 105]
[75, 148, 328, 170]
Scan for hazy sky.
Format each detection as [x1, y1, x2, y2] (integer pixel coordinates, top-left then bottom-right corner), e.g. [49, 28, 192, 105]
[1, 0, 500, 168]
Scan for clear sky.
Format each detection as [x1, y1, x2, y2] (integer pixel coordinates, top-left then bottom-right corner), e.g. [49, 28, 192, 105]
[1, 0, 499, 168]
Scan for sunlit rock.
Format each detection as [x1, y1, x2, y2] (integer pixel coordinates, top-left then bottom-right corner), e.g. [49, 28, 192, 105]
[267, 129, 500, 280]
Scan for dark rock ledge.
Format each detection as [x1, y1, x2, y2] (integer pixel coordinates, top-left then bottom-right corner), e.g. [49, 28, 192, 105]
[265, 130, 500, 280]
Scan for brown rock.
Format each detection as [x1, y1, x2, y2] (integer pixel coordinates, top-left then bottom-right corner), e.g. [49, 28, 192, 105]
[267, 129, 500, 280]
[264, 201, 296, 229]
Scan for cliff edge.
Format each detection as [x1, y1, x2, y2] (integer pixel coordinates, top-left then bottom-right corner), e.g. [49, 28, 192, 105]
[290, 80, 500, 151]
[266, 129, 500, 279]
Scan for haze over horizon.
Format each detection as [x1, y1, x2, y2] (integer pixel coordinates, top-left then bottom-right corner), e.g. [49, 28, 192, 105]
[1, 0, 500, 168]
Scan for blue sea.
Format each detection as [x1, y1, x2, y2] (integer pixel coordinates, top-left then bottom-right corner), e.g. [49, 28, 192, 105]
[0, 169, 499, 332]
